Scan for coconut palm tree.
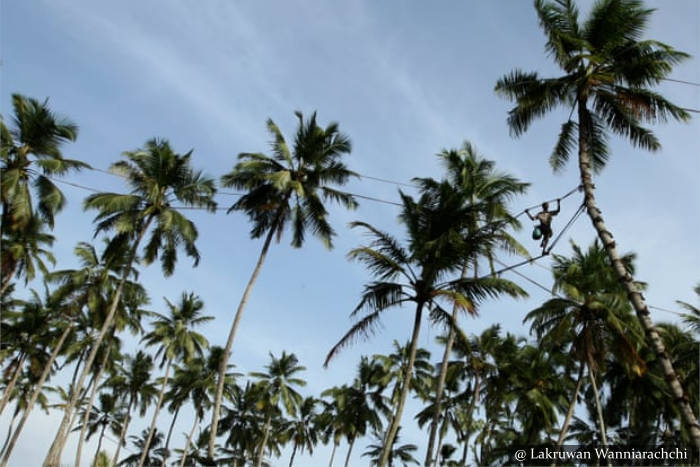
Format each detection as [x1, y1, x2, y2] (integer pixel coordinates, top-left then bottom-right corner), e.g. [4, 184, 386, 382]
[218, 381, 264, 464]
[0, 93, 84, 232]
[72, 393, 122, 467]
[285, 396, 320, 467]
[524, 241, 647, 447]
[494, 0, 699, 446]
[47, 240, 149, 467]
[0, 299, 76, 467]
[44, 138, 216, 466]
[322, 358, 388, 467]
[325, 185, 526, 466]
[0, 291, 55, 416]
[209, 111, 358, 457]
[119, 429, 165, 467]
[374, 341, 432, 448]
[174, 347, 235, 467]
[137, 293, 211, 467]
[108, 351, 158, 466]
[424, 142, 528, 465]
[362, 428, 419, 467]
[250, 351, 307, 467]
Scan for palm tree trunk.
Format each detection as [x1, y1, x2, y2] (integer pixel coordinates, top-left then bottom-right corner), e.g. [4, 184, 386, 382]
[44, 217, 153, 467]
[209, 211, 282, 458]
[178, 412, 199, 467]
[91, 423, 107, 467]
[137, 357, 173, 467]
[460, 374, 480, 466]
[1, 325, 72, 467]
[379, 302, 424, 467]
[343, 436, 355, 467]
[329, 440, 338, 467]
[112, 396, 134, 466]
[426, 265, 468, 466]
[161, 405, 181, 467]
[288, 443, 298, 467]
[255, 413, 273, 467]
[551, 364, 584, 467]
[586, 357, 608, 448]
[0, 353, 25, 416]
[577, 99, 700, 449]
[0, 408, 20, 457]
[435, 411, 448, 466]
[75, 346, 111, 467]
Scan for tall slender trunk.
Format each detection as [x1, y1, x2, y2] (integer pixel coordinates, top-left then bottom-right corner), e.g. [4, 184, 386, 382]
[460, 374, 481, 466]
[178, 412, 200, 467]
[1, 325, 72, 467]
[137, 357, 173, 467]
[161, 405, 181, 467]
[328, 440, 338, 467]
[209, 210, 283, 458]
[556, 364, 584, 448]
[426, 265, 468, 466]
[112, 396, 134, 466]
[255, 413, 273, 467]
[343, 436, 355, 467]
[577, 98, 700, 449]
[288, 443, 298, 467]
[0, 353, 25, 415]
[551, 364, 585, 467]
[76, 346, 111, 467]
[586, 357, 608, 448]
[435, 406, 448, 465]
[44, 217, 153, 467]
[0, 409, 20, 457]
[92, 423, 106, 467]
[379, 302, 424, 467]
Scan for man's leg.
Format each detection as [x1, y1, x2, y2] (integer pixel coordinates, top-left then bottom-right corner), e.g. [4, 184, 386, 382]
[541, 233, 551, 253]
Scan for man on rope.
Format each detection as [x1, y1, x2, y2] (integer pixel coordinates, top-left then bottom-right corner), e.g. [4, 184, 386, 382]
[526, 199, 560, 254]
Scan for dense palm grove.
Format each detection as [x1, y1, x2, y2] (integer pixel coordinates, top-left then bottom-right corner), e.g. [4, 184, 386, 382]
[1, 1, 699, 466]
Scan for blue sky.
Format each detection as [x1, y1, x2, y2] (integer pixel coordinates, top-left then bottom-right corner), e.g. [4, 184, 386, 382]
[2, 1, 699, 465]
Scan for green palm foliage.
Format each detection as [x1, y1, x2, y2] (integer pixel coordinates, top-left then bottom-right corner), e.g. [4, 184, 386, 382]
[45, 139, 216, 466]
[108, 351, 158, 466]
[118, 428, 165, 467]
[209, 111, 357, 457]
[326, 184, 526, 466]
[362, 428, 419, 467]
[322, 357, 389, 467]
[137, 293, 212, 467]
[72, 393, 123, 466]
[0, 94, 84, 231]
[679, 283, 700, 335]
[250, 351, 306, 467]
[172, 347, 235, 467]
[525, 240, 646, 446]
[495, 0, 699, 446]
[0, 216, 55, 295]
[375, 341, 434, 410]
[285, 396, 320, 467]
[0, 287, 78, 467]
[219, 382, 265, 463]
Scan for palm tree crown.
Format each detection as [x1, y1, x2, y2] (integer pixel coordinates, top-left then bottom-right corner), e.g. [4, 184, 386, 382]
[85, 138, 217, 275]
[495, 0, 689, 173]
[1, 93, 85, 230]
[221, 111, 357, 248]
